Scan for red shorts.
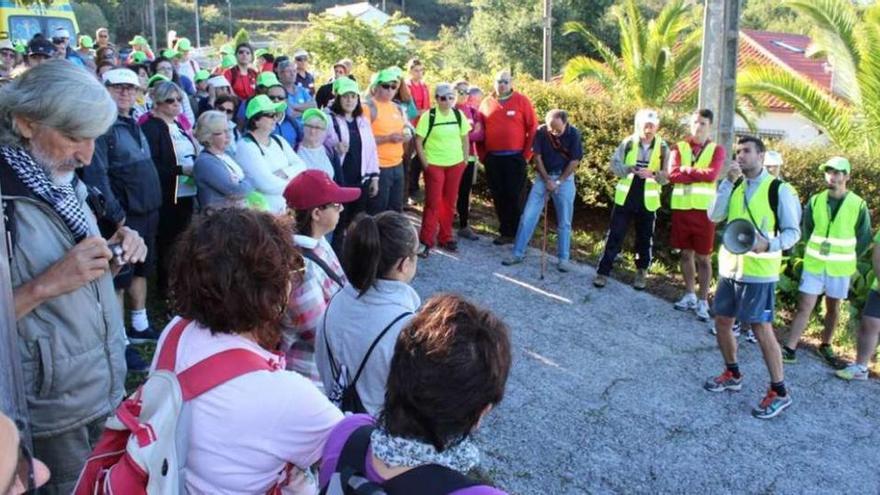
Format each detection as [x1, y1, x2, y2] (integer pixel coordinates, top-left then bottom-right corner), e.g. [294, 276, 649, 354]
[670, 209, 715, 255]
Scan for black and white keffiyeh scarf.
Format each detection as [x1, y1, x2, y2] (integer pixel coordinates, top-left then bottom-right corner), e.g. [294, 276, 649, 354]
[370, 428, 481, 473]
[1, 145, 90, 242]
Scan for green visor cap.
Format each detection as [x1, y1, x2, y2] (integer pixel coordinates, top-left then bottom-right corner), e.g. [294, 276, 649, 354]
[372, 68, 400, 86]
[246, 94, 287, 120]
[221, 53, 236, 68]
[819, 156, 851, 174]
[175, 38, 192, 51]
[220, 44, 234, 55]
[254, 48, 269, 59]
[147, 73, 170, 88]
[256, 71, 282, 88]
[130, 35, 148, 46]
[333, 76, 359, 95]
[194, 69, 211, 83]
[79, 35, 94, 49]
[302, 108, 330, 128]
[161, 48, 179, 59]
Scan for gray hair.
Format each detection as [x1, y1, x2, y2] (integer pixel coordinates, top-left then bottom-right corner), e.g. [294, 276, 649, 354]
[546, 108, 568, 124]
[151, 81, 183, 103]
[195, 110, 228, 146]
[0, 60, 116, 147]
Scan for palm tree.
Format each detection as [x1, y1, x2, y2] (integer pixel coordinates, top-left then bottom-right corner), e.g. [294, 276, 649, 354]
[737, 0, 880, 154]
[562, 0, 702, 108]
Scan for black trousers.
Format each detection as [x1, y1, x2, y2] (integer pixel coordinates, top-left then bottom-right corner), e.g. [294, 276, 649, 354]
[457, 158, 476, 229]
[156, 196, 194, 295]
[597, 203, 656, 276]
[404, 140, 422, 197]
[485, 153, 527, 238]
[332, 181, 370, 255]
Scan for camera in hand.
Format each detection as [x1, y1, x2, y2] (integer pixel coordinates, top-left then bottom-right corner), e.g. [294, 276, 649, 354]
[108, 243, 126, 265]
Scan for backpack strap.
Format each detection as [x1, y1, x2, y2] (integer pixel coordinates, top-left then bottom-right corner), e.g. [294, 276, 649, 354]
[318, 425, 376, 495]
[176, 349, 275, 401]
[422, 108, 437, 146]
[769, 178, 782, 236]
[349, 312, 411, 391]
[301, 247, 345, 287]
[383, 464, 480, 494]
[366, 100, 378, 124]
[155, 318, 193, 371]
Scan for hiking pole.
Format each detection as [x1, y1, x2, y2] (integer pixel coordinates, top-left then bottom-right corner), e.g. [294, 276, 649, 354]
[540, 197, 549, 280]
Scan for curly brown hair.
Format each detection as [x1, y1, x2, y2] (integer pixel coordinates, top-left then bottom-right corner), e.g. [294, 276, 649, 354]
[168, 208, 302, 348]
[380, 293, 512, 452]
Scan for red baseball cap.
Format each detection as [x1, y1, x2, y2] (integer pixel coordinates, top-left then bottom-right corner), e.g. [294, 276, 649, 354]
[283, 170, 361, 210]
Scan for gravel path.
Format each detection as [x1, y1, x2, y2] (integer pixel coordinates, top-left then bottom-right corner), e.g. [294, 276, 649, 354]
[409, 229, 880, 494]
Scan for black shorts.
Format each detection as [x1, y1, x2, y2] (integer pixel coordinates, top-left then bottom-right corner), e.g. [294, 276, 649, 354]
[113, 210, 159, 290]
[864, 289, 880, 319]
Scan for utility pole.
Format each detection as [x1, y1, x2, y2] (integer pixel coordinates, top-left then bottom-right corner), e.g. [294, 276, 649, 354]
[542, 0, 552, 82]
[194, 0, 201, 47]
[148, 0, 157, 50]
[698, 0, 741, 154]
[164, 0, 169, 44]
[227, 0, 233, 37]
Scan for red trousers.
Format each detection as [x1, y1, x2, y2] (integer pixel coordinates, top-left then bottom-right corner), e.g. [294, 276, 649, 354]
[419, 162, 466, 247]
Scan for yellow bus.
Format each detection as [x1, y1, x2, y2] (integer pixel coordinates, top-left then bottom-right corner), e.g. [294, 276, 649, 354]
[0, 0, 79, 42]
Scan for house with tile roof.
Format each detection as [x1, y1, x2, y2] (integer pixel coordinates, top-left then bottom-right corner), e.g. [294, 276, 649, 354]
[324, 2, 411, 44]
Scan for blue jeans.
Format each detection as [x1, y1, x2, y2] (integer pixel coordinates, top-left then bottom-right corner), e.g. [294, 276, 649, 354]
[367, 163, 404, 214]
[511, 175, 575, 261]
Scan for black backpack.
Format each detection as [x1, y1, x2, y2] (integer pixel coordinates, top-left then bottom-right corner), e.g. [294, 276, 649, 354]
[422, 108, 463, 146]
[319, 425, 480, 495]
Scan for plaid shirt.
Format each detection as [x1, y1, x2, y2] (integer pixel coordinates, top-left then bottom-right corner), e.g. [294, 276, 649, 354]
[282, 235, 346, 389]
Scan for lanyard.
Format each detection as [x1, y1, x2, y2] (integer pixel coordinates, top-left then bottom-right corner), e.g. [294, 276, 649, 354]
[822, 192, 848, 238]
[741, 181, 769, 238]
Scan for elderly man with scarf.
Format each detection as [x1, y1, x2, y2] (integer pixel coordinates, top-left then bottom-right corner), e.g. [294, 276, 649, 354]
[502, 109, 582, 271]
[0, 60, 146, 494]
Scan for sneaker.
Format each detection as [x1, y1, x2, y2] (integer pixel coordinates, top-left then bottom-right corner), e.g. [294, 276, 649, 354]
[593, 274, 607, 288]
[782, 346, 797, 364]
[632, 270, 647, 290]
[557, 260, 573, 273]
[835, 364, 869, 381]
[125, 346, 149, 373]
[709, 321, 741, 338]
[751, 390, 792, 419]
[703, 370, 743, 392]
[745, 329, 757, 343]
[492, 235, 514, 246]
[417, 243, 430, 259]
[126, 325, 162, 344]
[458, 227, 479, 241]
[695, 300, 710, 322]
[440, 241, 458, 252]
[674, 293, 697, 312]
[502, 255, 524, 266]
[817, 345, 846, 369]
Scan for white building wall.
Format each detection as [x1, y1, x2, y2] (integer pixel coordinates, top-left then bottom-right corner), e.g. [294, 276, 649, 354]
[734, 112, 829, 146]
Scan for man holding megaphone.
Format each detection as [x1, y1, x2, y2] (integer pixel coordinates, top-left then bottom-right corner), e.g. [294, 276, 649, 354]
[704, 136, 801, 420]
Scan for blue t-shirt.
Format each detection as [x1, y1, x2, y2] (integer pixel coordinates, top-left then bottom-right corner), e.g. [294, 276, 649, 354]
[532, 124, 583, 175]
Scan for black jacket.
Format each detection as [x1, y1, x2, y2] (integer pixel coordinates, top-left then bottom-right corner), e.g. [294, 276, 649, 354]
[80, 114, 162, 220]
[139, 115, 191, 206]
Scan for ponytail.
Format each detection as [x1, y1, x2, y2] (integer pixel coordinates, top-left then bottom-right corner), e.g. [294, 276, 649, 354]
[344, 211, 416, 297]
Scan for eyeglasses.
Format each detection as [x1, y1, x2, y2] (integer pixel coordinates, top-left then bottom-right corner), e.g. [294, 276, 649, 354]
[157, 67, 173, 74]
[161, 97, 182, 105]
[456, 89, 469, 95]
[496, 79, 510, 84]
[294, 56, 307, 62]
[256, 112, 276, 120]
[267, 95, 285, 102]
[304, 123, 325, 131]
[437, 95, 455, 101]
[51, 37, 68, 45]
[380, 83, 398, 91]
[109, 84, 138, 93]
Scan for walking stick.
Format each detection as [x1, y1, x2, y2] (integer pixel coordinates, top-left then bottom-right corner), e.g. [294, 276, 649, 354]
[540, 197, 549, 280]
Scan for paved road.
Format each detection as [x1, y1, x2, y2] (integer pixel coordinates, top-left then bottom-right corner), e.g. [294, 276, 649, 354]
[410, 231, 880, 494]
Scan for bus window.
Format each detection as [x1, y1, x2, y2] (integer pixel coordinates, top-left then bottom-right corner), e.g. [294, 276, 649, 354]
[8, 16, 74, 42]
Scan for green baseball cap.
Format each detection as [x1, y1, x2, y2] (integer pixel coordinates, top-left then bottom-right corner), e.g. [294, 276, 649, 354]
[302, 108, 330, 128]
[161, 48, 179, 59]
[79, 35, 94, 49]
[194, 69, 211, 83]
[221, 53, 236, 69]
[256, 71, 282, 88]
[220, 44, 234, 55]
[129, 35, 148, 46]
[371, 68, 400, 86]
[175, 37, 192, 51]
[254, 48, 269, 59]
[246, 94, 287, 120]
[333, 76, 359, 96]
[820, 156, 851, 174]
[147, 74, 170, 88]
[130, 50, 148, 64]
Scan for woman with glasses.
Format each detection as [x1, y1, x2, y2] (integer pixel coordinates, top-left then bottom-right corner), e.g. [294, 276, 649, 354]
[296, 108, 341, 181]
[325, 76, 380, 250]
[213, 93, 241, 154]
[413, 83, 471, 257]
[151, 56, 196, 126]
[193, 110, 254, 212]
[454, 80, 485, 241]
[281, 170, 360, 387]
[235, 95, 306, 214]
[363, 69, 411, 214]
[140, 81, 199, 294]
[235, 71, 302, 148]
[316, 211, 421, 416]
[223, 42, 258, 100]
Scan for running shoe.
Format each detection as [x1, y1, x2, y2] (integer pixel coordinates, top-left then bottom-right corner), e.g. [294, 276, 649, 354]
[501, 255, 523, 266]
[709, 321, 741, 338]
[674, 293, 697, 312]
[703, 370, 743, 392]
[557, 260, 574, 273]
[458, 227, 479, 241]
[782, 346, 797, 364]
[835, 364, 869, 381]
[593, 274, 607, 288]
[745, 329, 757, 343]
[126, 325, 162, 344]
[817, 345, 846, 369]
[695, 300, 711, 321]
[751, 390, 792, 419]
[632, 270, 647, 290]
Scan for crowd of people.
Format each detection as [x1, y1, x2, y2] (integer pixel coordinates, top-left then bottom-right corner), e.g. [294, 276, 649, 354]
[0, 25, 878, 494]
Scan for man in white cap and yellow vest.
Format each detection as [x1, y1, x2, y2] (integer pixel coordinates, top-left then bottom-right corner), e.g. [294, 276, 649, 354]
[783, 157, 872, 367]
[668, 109, 725, 321]
[593, 109, 669, 289]
[704, 135, 801, 419]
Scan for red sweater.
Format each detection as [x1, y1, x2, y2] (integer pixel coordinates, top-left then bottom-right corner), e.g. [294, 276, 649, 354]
[667, 136, 725, 184]
[478, 91, 538, 161]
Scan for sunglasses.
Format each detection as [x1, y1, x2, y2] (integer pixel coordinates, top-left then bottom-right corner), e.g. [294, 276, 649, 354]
[162, 97, 182, 104]
[267, 95, 285, 102]
[294, 56, 308, 62]
[256, 112, 276, 120]
[219, 107, 235, 115]
[437, 95, 455, 101]
[496, 79, 510, 84]
[51, 38, 68, 44]
[380, 83, 398, 91]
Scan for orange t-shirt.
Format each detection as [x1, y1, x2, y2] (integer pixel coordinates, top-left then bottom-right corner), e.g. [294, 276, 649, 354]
[365, 100, 406, 168]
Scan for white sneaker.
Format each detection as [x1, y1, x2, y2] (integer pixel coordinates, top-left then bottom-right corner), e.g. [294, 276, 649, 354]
[674, 293, 697, 312]
[745, 329, 757, 343]
[695, 300, 710, 321]
[709, 320, 741, 338]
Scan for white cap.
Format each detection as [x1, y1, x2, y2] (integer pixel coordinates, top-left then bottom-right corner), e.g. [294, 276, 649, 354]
[103, 68, 141, 87]
[54, 28, 71, 39]
[763, 150, 783, 167]
[635, 109, 660, 127]
[0, 39, 13, 51]
[293, 49, 309, 59]
[207, 75, 231, 88]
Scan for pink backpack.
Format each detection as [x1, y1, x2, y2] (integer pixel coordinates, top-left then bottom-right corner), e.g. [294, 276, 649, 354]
[74, 318, 290, 494]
